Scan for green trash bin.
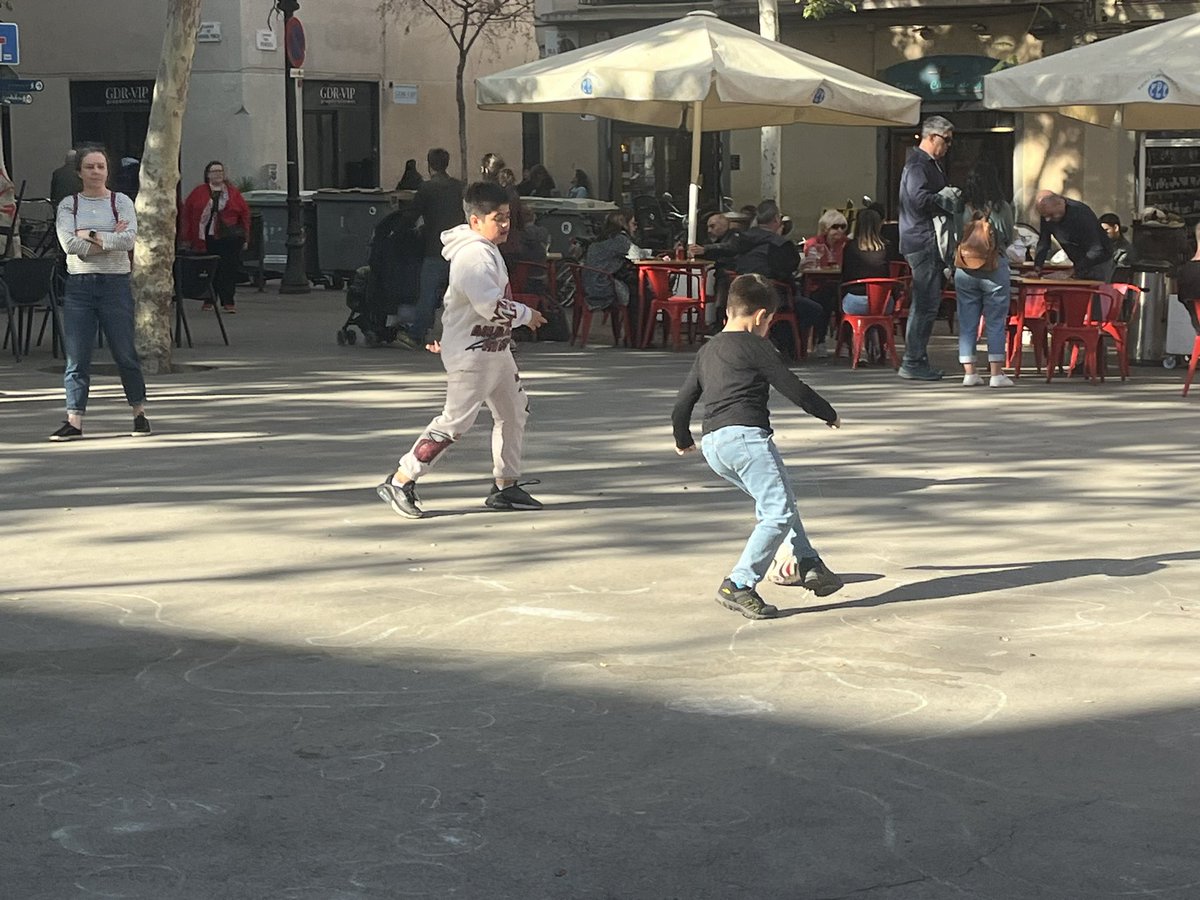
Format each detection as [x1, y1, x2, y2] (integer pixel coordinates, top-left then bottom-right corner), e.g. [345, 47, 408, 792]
[521, 197, 619, 255]
[244, 190, 322, 284]
[313, 189, 402, 287]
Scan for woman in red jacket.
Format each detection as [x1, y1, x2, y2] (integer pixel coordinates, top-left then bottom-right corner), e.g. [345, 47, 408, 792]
[181, 160, 250, 312]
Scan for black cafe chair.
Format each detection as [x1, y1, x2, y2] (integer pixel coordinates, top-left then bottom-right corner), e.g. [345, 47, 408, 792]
[1, 256, 61, 362]
[173, 254, 228, 348]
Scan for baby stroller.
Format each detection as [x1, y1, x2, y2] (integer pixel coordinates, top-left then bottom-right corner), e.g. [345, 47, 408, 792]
[336, 209, 422, 347]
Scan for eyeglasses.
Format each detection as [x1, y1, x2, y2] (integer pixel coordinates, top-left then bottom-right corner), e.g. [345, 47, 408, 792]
[829, 224, 848, 230]
[935, 134, 953, 145]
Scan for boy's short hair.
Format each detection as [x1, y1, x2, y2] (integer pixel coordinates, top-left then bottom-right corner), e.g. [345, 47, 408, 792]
[727, 273, 780, 318]
[463, 181, 510, 220]
[427, 147, 450, 172]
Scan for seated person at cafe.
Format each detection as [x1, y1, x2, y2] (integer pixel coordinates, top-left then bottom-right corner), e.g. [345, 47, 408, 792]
[1099, 212, 1133, 273]
[501, 202, 552, 295]
[692, 199, 825, 352]
[800, 209, 851, 353]
[583, 210, 640, 316]
[692, 212, 740, 329]
[1177, 221, 1200, 334]
[840, 208, 894, 315]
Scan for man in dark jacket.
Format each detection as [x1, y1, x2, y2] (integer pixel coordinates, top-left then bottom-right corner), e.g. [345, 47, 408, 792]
[898, 115, 958, 382]
[405, 147, 465, 347]
[49, 150, 82, 208]
[1034, 191, 1114, 282]
[694, 200, 821, 341]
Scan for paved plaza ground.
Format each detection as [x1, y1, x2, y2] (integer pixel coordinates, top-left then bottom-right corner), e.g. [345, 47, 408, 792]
[2, 286, 1199, 899]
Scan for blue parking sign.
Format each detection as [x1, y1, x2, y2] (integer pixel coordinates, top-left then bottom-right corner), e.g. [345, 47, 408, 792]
[0, 23, 18, 66]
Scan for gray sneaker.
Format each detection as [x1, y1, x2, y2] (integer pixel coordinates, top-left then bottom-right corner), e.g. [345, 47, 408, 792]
[485, 480, 543, 511]
[715, 579, 778, 620]
[377, 477, 423, 519]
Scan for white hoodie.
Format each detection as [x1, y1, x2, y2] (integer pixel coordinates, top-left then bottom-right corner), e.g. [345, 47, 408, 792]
[438, 224, 535, 370]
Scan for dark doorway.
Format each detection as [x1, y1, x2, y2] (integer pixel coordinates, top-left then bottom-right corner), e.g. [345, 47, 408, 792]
[883, 110, 1015, 219]
[70, 80, 153, 164]
[302, 81, 379, 189]
[611, 123, 721, 212]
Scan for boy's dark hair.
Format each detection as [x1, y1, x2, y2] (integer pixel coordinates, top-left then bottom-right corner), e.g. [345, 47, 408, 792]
[427, 147, 450, 173]
[726, 273, 780, 318]
[463, 181, 510, 220]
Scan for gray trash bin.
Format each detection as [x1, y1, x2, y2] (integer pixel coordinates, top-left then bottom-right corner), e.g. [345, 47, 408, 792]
[313, 189, 397, 283]
[1129, 267, 1170, 365]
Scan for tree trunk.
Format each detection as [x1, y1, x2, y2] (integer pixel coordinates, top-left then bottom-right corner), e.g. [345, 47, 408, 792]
[456, 55, 469, 182]
[132, 0, 203, 375]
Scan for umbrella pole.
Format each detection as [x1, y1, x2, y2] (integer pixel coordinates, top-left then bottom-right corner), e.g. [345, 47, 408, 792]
[687, 100, 703, 248]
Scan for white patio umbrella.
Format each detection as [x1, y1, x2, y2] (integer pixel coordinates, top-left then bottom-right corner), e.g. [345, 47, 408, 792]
[983, 12, 1200, 129]
[476, 10, 921, 244]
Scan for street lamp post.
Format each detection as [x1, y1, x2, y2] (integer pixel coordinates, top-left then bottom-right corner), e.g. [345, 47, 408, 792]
[277, 0, 309, 294]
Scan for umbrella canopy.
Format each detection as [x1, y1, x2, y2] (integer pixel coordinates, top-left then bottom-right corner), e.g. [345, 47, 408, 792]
[477, 11, 920, 243]
[983, 12, 1200, 129]
[477, 11, 921, 130]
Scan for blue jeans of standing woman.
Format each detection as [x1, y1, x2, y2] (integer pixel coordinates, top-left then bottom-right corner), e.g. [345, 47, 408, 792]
[410, 255, 451, 344]
[700, 426, 818, 589]
[954, 257, 1010, 365]
[63, 273, 147, 415]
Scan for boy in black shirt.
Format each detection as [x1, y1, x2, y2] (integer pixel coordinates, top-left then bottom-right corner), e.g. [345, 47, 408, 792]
[672, 274, 844, 620]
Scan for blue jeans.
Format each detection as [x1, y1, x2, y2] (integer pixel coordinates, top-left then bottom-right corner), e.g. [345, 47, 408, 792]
[954, 258, 1010, 364]
[902, 246, 944, 369]
[700, 426, 817, 589]
[62, 273, 147, 415]
[410, 255, 450, 342]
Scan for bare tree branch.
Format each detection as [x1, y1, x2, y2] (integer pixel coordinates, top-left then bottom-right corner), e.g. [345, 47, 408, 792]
[381, 0, 533, 179]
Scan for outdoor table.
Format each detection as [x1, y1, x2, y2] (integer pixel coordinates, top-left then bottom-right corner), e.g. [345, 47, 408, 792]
[1010, 277, 1105, 378]
[636, 258, 712, 349]
[800, 265, 841, 298]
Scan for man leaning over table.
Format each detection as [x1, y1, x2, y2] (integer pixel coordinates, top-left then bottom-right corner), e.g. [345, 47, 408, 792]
[1032, 190, 1114, 283]
[898, 115, 961, 382]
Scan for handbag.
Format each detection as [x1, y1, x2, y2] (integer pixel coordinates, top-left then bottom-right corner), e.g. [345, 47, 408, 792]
[209, 190, 246, 242]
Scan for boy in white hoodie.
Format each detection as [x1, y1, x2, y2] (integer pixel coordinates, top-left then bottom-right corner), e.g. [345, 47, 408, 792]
[377, 182, 547, 518]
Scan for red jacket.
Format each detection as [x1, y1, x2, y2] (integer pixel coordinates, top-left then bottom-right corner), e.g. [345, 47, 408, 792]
[180, 183, 251, 250]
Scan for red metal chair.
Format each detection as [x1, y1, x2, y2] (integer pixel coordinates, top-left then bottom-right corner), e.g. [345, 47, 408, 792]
[768, 279, 809, 361]
[639, 265, 706, 351]
[509, 260, 552, 313]
[1181, 299, 1200, 397]
[1098, 282, 1142, 381]
[1044, 286, 1116, 384]
[565, 262, 630, 348]
[835, 278, 903, 369]
[1007, 284, 1050, 378]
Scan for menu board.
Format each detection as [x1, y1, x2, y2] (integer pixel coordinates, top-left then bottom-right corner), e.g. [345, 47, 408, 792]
[1144, 143, 1200, 221]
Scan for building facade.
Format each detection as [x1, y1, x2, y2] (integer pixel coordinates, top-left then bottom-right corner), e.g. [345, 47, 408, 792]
[531, 0, 1200, 233]
[5, 0, 536, 201]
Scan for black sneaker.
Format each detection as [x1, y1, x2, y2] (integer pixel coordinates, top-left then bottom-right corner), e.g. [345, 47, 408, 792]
[49, 421, 83, 442]
[770, 556, 844, 596]
[376, 476, 423, 519]
[715, 578, 778, 620]
[484, 480, 543, 511]
[131, 413, 152, 437]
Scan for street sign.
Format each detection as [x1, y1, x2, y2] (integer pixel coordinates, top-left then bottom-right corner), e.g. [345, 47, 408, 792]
[1, 93, 33, 105]
[285, 17, 306, 68]
[0, 23, 18, 66]
[0, 78, 44, 93]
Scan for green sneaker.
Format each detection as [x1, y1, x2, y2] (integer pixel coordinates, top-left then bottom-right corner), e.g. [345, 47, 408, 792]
[715, 579, 778, 620]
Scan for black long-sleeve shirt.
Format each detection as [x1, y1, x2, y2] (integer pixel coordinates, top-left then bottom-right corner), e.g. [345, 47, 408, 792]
[672, 331, 837, 449]
[1034, 199, 1112, 271]
[409, 173, 465, 258]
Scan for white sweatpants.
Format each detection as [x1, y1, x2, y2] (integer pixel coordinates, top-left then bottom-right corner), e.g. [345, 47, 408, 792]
[398, 353, 530, 482]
